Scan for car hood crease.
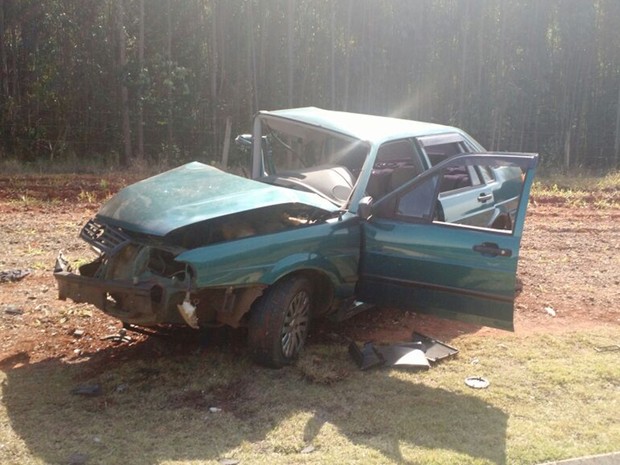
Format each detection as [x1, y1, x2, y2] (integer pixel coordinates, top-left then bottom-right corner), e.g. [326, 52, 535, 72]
[96, 162, 338, 236]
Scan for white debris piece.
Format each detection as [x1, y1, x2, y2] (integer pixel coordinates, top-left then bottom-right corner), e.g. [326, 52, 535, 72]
[544, 306, 557, 317]
[177, 292, 199, 328]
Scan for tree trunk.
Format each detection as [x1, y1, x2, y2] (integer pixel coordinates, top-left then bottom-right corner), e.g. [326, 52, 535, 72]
[209, 0, 218, 156]
[343, 0, 353, 111]
[221, 116, 231, 168]
[287, 0, 295, 107]
[247, 1, 258, 112]
[117, 0, 132, 165]
[614, 83, 620, 168]
[564, 127, 571, 171]
[330, 3, 336, 109]
[0, 0, 8, 98]
[166, 0, 173, 146]
[136, 0, 144, 161]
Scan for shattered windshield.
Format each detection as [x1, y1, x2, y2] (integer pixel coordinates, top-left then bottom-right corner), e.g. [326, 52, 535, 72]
[261, 118, 369, 181]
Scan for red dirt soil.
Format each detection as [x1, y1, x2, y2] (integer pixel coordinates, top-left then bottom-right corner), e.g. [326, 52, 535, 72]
[0, 175, 618, 368]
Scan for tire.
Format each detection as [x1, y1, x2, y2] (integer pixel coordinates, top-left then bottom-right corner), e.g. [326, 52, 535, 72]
[248, 276, 312, 368]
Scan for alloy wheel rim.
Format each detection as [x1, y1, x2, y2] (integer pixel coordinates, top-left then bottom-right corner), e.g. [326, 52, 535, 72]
[280, 290, 310, 358]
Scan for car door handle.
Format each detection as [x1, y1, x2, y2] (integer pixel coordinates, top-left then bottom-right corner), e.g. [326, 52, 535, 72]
[473, 242, 512, 257]
[477, 193, 493, 203]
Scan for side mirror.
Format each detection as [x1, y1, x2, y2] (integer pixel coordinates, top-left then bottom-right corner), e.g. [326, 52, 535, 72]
[357, 196, 373, 220]
[234, 134, 253, 151]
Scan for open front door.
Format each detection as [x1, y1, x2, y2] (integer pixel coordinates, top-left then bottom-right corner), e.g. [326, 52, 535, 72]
[357, 153, 538, 330]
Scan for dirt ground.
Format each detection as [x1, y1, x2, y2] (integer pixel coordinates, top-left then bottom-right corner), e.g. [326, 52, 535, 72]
[0, 175, 618, 368]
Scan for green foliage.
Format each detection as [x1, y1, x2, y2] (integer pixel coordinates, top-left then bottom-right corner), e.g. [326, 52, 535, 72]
[0, 1, 619, 170]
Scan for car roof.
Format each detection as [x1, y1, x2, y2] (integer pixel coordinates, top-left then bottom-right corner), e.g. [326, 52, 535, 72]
[259, 107, 466, 144]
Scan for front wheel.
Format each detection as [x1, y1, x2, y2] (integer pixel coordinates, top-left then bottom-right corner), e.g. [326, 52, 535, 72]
[248, 276, 312, 368]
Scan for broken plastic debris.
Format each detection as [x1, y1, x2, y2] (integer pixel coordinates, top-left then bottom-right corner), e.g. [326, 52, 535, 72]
[71, 384, 103, 397]
[4, 305, 24, 316]
[594, 345, 620, 353]
[465, 376, 490, 389]
[54, 252, 70, 273]
[544, 306, 556, 317]
[0, 269, 31, 283]
[101, 328, 132, 343]
[177, 293, 199, 329]
[301, 445, 316, 454]
[349, 332, 457, 370]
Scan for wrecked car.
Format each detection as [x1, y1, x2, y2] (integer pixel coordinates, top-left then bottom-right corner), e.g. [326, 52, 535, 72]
[54, 107, 538, 367]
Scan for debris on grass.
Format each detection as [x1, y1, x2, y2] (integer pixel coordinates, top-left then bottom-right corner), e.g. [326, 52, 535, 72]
[465, 376, 490, 389]
[348, 332, 458, 371]
[71, 384, 103, 397]
[0, 269, 31, 283]
[301, 444, 316, 454]
[594, 344, 620, 352]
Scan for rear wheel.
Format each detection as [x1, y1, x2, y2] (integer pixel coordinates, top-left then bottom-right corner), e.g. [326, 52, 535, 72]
[248, 276, 312, 368]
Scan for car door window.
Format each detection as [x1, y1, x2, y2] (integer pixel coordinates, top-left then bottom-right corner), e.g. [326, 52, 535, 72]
[377, 156, 525, 233]
[366, 139, 424, 200]
[418, 136, 484, 194]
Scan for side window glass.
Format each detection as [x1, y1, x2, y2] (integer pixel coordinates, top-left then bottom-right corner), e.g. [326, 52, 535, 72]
[423, 141, 478, 193]
[366, 139, 423, 200]
[439, 165, 472, 192]
[394, 175, 439, 220]
[425, 142, 464, 166]
[391, 159, 525, 233]
[477, 165, 495, 184]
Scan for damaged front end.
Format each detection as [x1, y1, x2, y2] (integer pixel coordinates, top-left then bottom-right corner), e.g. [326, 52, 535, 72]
[55, 219, 195, 326]
[55, 217, 271, 328]
[54, 162, 341, 330]
[55, 208, 333, 329]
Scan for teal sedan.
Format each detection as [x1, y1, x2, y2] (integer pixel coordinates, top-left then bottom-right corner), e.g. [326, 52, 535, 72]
[55, 108, 538, 367]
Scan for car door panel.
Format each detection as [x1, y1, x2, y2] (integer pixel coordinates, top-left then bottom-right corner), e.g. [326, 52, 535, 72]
[357, 153, 538, 331]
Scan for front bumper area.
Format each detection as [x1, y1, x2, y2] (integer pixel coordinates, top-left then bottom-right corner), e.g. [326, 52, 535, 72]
[54, 271, 186, 326]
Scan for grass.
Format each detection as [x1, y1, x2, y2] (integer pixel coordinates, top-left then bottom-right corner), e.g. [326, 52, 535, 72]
[0, 327, 618, 465]
[531, 171, 620, 208]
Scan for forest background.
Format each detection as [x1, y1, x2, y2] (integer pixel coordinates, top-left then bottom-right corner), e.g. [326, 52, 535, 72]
[1, 0, 619, 173]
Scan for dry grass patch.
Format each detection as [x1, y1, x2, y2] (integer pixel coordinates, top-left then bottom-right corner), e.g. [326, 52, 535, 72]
[0, 328, 618, 465]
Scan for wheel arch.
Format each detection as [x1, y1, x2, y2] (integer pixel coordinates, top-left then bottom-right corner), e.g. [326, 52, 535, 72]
[260, 254, 341, 316]
[260, 268, 335, 318]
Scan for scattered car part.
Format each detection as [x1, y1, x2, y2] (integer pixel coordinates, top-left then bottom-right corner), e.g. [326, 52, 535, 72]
[71, 384, 103, 397]
[411, 332, 459, 362]
[375, 344, 430, 369]
[465, 376, 490, 389]
[0, 269, 31, 283]
[101, 328, 132, 343]
[3, 305, 24, 316]
[349, 332, 456, 370]
[177, 292, 199, 329]
[594, 344, 620, 352]
[348, 341, 384, 370]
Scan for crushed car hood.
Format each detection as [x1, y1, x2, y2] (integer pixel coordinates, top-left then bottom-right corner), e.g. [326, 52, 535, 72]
[97, 162, 339, 236]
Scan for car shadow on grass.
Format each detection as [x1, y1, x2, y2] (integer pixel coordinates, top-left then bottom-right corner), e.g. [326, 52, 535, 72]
[1, 331, 507, 465]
